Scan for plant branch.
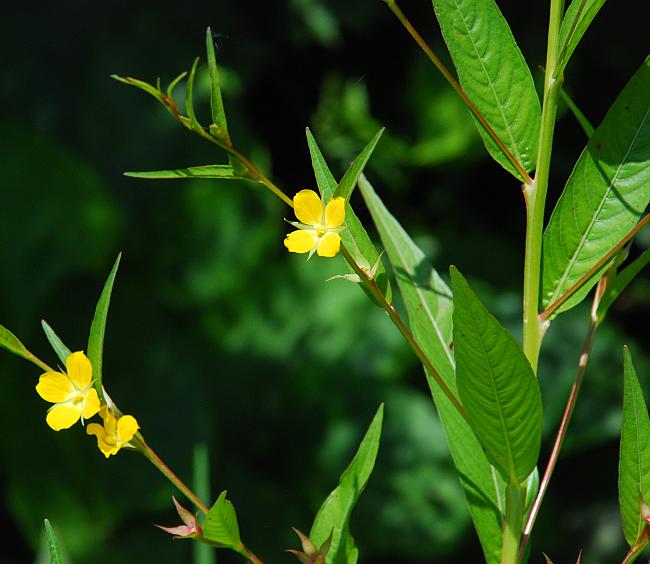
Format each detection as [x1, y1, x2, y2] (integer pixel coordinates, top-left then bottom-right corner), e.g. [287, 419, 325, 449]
[522, 0, 565, 372]
[502, 483, 525, 564]
[519, 280, 604, 560]
[541, 214, 649, 320]
[134, 433, 210, 514]
[340, 246, 467, 419]
[383, 0, 532, 185]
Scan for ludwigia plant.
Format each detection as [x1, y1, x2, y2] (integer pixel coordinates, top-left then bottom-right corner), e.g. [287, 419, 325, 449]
[2, 0, 649, 562]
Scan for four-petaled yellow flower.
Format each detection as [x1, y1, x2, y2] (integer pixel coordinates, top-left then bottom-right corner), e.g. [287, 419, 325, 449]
[284, 189, 345, 258]
[36, 351, 101, 431]
[87, 406, 139, 458]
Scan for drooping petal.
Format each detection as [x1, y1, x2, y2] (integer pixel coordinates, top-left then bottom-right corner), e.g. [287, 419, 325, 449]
[46, 404, 81, 431]
[66, 351, 93, 389]
[324, 197, 345, 228]
[117, 415, 139, 442]
[284, 230, 318, 254]
[317, 232, 341, 257]
[293, 190, 324, 226]
[87, 423, 118, 458]
[36, 372, 74, 403]
[82, 388, 101, 419]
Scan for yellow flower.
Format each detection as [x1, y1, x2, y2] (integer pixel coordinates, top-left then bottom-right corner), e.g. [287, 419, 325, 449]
[87, 406, 139, 458]
[36, 351, 101, 431]
[284, 189, 345, 258]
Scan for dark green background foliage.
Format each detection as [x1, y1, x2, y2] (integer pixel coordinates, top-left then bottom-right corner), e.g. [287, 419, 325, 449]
[1, 1, 649, 562]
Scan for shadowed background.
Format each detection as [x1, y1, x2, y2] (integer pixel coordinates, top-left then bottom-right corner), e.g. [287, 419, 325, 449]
[1, 0, 649, 562]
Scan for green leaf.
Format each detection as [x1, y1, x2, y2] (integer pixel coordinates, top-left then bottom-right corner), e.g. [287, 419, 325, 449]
[0, 323, 31, 361]
[451, 267, 542, 484]
[334, 128, 384, 201]
[87, 254, 121, 400]
[619, 347, 650, 547]
[203, 491, 243, 551]
[310, 404, 383, 564]
[111, 75, 164, 104]
[557, 0, 607, 75]
[559, 87, 595, 138]
[167, 70, 188, 100]
[598, 249, 650, 320]
[186, 57, 201, 130]
[305, 129, 391, 304]
[542, 58, 650, 314]
[358, 174, 505, 563]
[432, 0, 541, 178]
[41, 321, 72, 366]
[124, 165, 250, 180]
[205, 27, 229, 137]
[44, 519, 66, 564]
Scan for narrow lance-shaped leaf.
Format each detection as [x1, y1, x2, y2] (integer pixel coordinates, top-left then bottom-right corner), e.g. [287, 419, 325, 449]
[87, 254, 121, 400]
[186, 57, 201, 130]
[451, 267, 542, 484]
[556, 0, 607, 75]
[432, 0, 541, 179]
[358, 175, 505, 563]
[542, 58, 650, 315]
[205, 27, 229, 137]
[0, 323, 31, 361]
[44, 519, 66, 564]
[203, 491, 244, 552]
[41, 321, 72, 366]
[619, 347, 650, 547]
[305, 129, 391, 303]
[124, 165, 253, 181]
[310, 404, 383, 564]
[334, 128, 384, 201]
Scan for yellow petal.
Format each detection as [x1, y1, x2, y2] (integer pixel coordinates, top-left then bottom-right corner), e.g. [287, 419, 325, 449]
[317, 232, 341, 257]
[293, 189, 324, 226]
[87, 423, 117, 458]
[66, 351, 93, 389]
[117, 415, 140, 442]
[82, 388, 101, 419]
[284, 230, 317, 254]
[46, 404, 81, 431]
[36, 371, 73, 403]
[325, 197, 345, 228]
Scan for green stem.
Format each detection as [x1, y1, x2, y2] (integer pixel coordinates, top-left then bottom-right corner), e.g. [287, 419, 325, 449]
[134, 433, 210, 514]
[501, 482, 525, 564]
[340, 246, 466, 419]
[522, 0, 565, 372]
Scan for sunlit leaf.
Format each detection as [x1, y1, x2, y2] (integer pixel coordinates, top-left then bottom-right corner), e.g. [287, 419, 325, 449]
[203, 491, 243, 551]
[451, 267, 542, 484]
[310, 404, 383, 564]
[542, 58, 650, 314]
[335, 128, 384, 201]
[432, 0, 540, 178]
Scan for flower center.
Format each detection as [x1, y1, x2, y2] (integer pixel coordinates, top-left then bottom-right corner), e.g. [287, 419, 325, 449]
[69, 391, 84, 405]
[315, 224, 327, 237]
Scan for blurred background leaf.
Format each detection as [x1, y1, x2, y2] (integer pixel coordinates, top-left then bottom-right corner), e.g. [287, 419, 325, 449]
[0, 1, 648, 563]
